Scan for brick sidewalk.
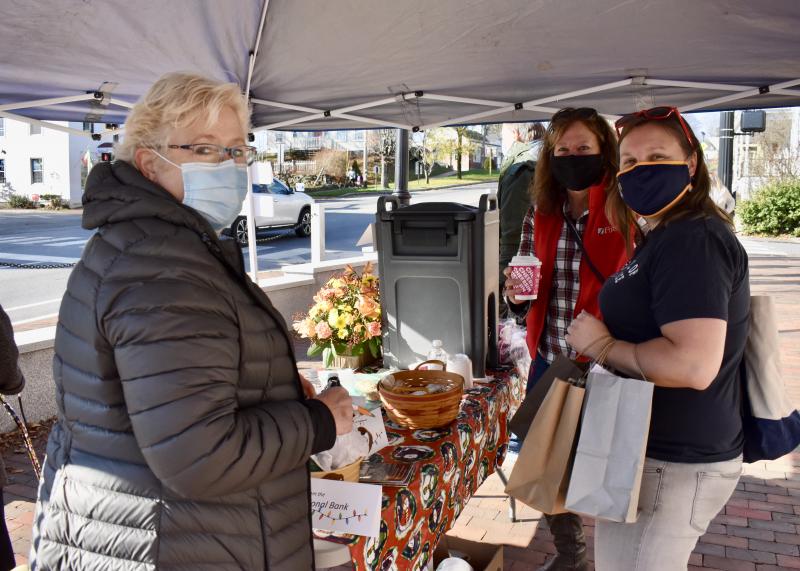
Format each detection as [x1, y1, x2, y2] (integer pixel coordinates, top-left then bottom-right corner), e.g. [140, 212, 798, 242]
[3, 249, 799, 570]
[446, 252, 800, 571]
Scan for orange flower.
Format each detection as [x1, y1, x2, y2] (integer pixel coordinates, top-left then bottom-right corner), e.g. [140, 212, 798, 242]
[356, 295, 380, 319]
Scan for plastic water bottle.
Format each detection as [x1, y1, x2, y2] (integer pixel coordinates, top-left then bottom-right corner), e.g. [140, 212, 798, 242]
[426, 340, 449, 370]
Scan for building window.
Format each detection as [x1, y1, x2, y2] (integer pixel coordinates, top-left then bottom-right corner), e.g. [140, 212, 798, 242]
[0, 159, 5, 183]
[30, 123, 41, 135]
[0, 118, 4, 137]
[30, 158, 43, 184]
[82, 122, 93, 133]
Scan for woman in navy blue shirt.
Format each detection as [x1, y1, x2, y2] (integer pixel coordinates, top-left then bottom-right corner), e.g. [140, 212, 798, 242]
[566, 107, 749, 571]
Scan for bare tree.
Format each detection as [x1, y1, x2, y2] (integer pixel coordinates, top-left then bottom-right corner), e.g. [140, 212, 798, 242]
[367, 129, 396, 188]
[414, 128, 449, 184]
[748, 112, 800, 180]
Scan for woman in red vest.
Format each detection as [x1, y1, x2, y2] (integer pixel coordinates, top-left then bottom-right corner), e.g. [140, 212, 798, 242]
[505, 107, 630, 571]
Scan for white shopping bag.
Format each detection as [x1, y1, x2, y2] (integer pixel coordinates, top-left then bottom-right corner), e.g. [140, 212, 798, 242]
[565, 371, 653, 523]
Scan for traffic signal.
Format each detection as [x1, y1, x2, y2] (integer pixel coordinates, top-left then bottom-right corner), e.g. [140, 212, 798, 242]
[101, 152, 112, 162]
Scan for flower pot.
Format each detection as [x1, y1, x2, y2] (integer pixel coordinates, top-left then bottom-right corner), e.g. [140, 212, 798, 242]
[332, 352, 369, 370]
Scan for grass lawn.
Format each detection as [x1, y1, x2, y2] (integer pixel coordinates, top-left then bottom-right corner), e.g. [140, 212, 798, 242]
[305, 169, 499, 198]
[407, 168, 499, 190]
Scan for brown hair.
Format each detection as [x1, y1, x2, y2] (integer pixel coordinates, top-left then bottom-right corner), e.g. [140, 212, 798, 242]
[530, 108, 619, 215]
[607, 113, 732, 235]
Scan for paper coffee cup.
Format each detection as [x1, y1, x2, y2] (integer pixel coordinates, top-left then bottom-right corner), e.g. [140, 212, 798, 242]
[509, 255, 542, 300]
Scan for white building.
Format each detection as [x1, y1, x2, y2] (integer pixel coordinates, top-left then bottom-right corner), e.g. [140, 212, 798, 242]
[733, 108, 800, 200]
[0, 117, 102, 208]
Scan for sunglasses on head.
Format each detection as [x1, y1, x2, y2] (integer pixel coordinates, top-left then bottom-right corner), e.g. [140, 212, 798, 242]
[615, 106, 694, 147]
[551, 107, 598, 123]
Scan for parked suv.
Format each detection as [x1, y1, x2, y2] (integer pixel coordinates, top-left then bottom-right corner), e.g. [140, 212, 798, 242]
[228, 179, 313, 244]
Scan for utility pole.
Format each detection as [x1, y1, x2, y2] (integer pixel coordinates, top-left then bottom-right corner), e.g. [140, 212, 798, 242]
[718, 111, 735, 198]
[393, 128, 410, 205]
[363, 129, 368, 188]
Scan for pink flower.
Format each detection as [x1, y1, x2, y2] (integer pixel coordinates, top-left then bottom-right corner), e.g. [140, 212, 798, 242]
[366, 321, 381, 339]
[315, 321, 333, 340]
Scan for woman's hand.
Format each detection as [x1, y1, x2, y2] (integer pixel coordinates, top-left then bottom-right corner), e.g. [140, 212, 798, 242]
[503, 266, 526, 305]
[299, 373, 317, 398]
[315, 387, 354, 435]
[566, 311, 612, 359]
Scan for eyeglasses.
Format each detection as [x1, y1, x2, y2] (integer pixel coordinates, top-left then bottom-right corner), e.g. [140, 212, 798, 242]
[550, 107, 599, 123]
[167, 143, 257, 166]
[615, 106, 694, 147]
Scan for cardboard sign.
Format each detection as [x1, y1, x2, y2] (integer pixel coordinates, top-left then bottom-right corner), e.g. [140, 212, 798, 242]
[311, 479, 382, 537]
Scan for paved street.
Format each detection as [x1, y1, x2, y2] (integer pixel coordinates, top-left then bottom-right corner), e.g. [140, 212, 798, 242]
[0, 183, 496, 327]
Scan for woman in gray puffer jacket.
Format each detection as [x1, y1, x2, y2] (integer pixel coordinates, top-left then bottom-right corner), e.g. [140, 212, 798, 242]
[29, 73, 353, 571]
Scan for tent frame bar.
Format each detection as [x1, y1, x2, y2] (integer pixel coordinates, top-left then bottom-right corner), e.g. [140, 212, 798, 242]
[249, 76, 800, 132]
[681, 78, 800, 112]
[3, 75, 800, 138]
[0, 92, 134, 138]
[0, 110, 89, 137]
[255, 92, 421, 131]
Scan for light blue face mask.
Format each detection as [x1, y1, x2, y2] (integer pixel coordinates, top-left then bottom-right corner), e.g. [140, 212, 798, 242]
[155, 152, 248, 231]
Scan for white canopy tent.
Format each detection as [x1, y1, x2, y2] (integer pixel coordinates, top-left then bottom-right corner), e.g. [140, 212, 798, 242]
[1, 0, 799, 276]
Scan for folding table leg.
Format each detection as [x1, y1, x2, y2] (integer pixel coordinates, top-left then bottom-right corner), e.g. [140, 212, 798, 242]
[494, 466, 517, 522]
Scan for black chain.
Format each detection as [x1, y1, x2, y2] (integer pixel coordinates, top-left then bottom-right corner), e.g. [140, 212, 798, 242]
[0, 261, 77, 269]
[251, 230, 299, 244]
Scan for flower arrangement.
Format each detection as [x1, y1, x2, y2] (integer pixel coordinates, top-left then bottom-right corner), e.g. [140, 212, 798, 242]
[293, 263, 381, 367]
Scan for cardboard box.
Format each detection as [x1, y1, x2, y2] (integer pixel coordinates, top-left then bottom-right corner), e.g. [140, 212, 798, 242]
[432, 536, 503, 571]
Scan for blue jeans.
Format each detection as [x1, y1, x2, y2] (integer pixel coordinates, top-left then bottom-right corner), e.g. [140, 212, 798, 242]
[526, 352, 551, 394]
[509, 352, 552, 455]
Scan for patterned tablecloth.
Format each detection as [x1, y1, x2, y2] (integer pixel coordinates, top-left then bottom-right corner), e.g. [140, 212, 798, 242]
[315, 370, 524, 570]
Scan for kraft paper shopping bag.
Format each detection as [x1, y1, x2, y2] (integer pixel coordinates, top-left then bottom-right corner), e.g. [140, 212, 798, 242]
[509, 356, 586, 442]
[505, 377, 585, 514]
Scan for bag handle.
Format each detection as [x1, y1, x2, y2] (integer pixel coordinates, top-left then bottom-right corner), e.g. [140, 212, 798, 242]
[572, 336, 615, 387]
[562, 209, 605, 285]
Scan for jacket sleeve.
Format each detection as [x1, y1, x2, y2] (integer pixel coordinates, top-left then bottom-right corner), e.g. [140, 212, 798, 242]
[517, 206, 536, 257]
[0, 305, 25, 396]
[100, 276, 319, 498]
[504, 207, 536, 318]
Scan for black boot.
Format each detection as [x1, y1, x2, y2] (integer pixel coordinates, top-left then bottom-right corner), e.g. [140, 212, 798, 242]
[537, 512, 589, 571]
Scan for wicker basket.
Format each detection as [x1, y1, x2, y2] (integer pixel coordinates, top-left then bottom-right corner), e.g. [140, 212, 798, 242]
[310, 457, 363, 483]
[378, 361, 465, 429]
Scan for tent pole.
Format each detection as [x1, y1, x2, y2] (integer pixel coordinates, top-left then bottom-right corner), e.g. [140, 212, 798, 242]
[718, 111, 735, 196]
[244, 0, 272, 283]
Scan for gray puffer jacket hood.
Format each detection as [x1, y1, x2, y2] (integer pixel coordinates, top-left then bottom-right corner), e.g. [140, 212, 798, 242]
[30, 161, 326, 570]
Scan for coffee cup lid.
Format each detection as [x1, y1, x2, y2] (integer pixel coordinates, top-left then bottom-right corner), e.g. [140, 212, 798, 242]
[510, 255, 540, 266]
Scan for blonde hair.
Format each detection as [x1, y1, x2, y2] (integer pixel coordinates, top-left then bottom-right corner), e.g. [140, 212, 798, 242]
[115, 72, 250, 163]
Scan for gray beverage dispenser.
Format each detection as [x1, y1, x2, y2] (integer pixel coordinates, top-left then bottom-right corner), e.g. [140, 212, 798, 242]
[375, 195, 500, 378]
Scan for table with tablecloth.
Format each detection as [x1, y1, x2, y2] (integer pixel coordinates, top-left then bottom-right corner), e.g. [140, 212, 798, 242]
[314, 370, 524, 570]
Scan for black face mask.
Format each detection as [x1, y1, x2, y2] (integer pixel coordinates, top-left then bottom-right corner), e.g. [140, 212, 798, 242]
[550, 154, 605, 191]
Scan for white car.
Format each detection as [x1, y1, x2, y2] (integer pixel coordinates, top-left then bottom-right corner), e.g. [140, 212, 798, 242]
[229, 179, 313, 244]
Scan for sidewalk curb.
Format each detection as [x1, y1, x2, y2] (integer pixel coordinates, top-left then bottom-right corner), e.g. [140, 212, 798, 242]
[309, 180, 498, 201]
